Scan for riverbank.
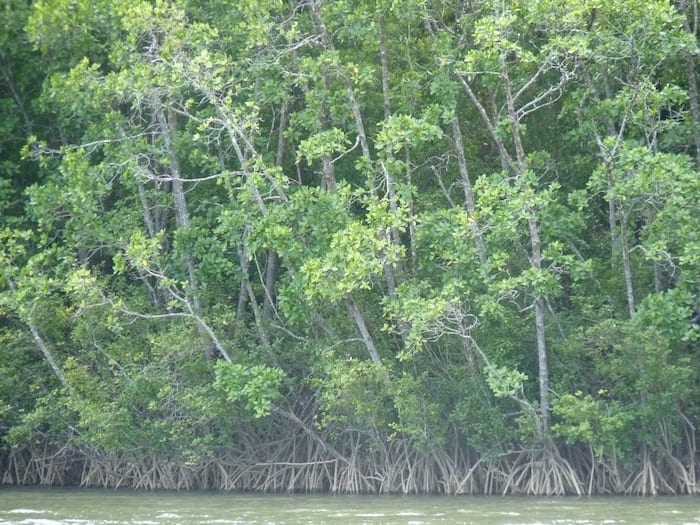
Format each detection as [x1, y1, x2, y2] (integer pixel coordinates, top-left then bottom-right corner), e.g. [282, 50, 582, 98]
[2, 436, 698, 496]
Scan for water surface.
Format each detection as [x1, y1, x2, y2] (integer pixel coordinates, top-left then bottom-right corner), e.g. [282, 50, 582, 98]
[0, 487, 698, 524]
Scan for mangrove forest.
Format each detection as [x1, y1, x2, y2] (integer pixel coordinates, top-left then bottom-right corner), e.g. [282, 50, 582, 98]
[1, 0, 700, 495]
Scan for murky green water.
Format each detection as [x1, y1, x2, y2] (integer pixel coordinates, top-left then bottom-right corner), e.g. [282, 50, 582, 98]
[0, 487, 698, 524]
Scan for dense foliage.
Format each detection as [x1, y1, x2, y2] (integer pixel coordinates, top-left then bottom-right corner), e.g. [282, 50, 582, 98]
[1, 0, 699, 495]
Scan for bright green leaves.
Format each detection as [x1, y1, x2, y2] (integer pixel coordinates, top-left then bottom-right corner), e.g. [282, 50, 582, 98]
[301, 195, 407, 302]
[213, 361, 284, 418]
[635, 289, 699, 344]
[460, 0, 583, 111]
[556, 318, 694, 456]
[63, 267, 103, 310]
[2, 0, 700, 491]
[26, 0, 118, 65]
[474, 171, 578, 297]
[486, 366, 528, 400]
[552, 391, 632, 457]
[376, 114, 443, 155]
[27, 150, 117, 254]
[566, 1, 694, 151]
[315, 358, 391, 432]
[0, 227, 32, 289]
[390, 371, 446, 449]
[384, 283, 455, 359]
[245, 184, 352, 260]
[113, 230, 164, 277]
[302, 221, 388, 300]
[41, 58, 107, 124]
[112, 0, 183, 37]
[415, 208, 479, 272]
[596, 0, 693, 64]
[297, 128, 350, 165]
[590, 143, 700, 279]
[0, 227, 68, 322]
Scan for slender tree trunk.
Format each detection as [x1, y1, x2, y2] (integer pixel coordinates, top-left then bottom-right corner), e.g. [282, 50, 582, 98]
[262, 99, 290, 321]
[686, 38, 700, 168]
[136, 178, 157, 239]
[236, 252, 250, 337]
[309, 6, 387, 361]
[262, 251, 278, 321]
[457, 76, 517, 172]
[379, 17, 391, 124]
[276, 98, 289, 169]
[619, 215, 636, 318]
[237, 242, 274, 356]
[608, 181, 620, 258]
[29, 321, 68, 389]
[646, 214, 663, 293]
[404, 147, 418, 272]
[452, 118, 487, 265]
[154, 104, 202, 314]
[152, 102, 236, 360]
[503, 63, 552, 436]
[528, 213, 550, 430]
[9, 280, 69, 389]
[598, 149, 636, 319]
[346, 295, 382, 364]
[311, 0, 371, 164]
[286, 52, 343, 342]
[504, 75, 527, 174]
[458, 69, 553, 431]
[378, 17, 403, 297]
[134, 177, 168, 308]
[678, 0, 700, 167]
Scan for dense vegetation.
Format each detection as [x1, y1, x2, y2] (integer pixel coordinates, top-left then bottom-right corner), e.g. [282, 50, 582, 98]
[1, 0, 699, 495]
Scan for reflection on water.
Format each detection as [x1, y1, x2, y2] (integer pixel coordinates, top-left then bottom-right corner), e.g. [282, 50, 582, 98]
[0, 487, 699, 524]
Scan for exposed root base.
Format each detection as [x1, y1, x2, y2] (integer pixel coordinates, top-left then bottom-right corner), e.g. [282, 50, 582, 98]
[2, 437, 697, 495]
[500, 447, 583, 496]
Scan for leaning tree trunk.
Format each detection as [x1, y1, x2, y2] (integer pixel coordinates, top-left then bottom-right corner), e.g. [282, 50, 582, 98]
[28, 318, 68, 389]
[154, 105, 202, 314]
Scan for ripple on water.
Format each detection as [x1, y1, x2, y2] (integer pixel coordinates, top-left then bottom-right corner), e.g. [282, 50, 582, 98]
[200, 517, 245, 524]
[17, 518, 65, 525]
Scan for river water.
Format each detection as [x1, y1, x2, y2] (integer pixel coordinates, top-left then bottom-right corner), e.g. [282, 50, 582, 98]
[0, 487, 698, 524]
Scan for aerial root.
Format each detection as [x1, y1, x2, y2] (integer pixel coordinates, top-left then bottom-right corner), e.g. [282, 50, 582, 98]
[501, 447, 583, 496]
[2, 434, 697, 494]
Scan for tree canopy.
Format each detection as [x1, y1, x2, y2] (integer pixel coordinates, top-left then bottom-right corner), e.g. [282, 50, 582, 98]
[1, 0, 699, 495]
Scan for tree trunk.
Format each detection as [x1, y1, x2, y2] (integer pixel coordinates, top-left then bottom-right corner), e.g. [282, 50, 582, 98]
[10, 279, 68, 389]
[678, 0, 700, 167]
[29, 321, 68, 389]
[619, 215, 636, 318]
[262, 250, 278, 321]
[154, 104, 202, 314]
[378, 17, 403, 298]
[525, 206, 550, 435]
[458, 65, 553, 436]
[346, 295, 382, 364]
[261, 98, 290, 321]
[452, 118, 487, 265]
[505, 61, 551, 436]
[238, 242, 274, 357]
